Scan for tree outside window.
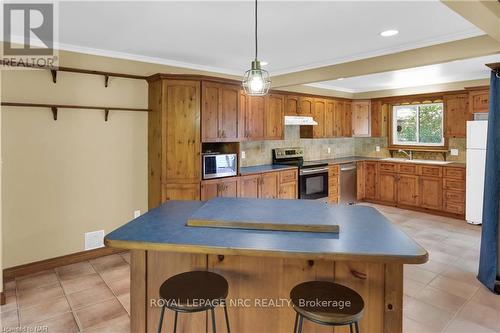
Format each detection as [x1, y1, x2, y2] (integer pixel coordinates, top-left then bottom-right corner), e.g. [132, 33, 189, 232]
[392, 103, 444, 146]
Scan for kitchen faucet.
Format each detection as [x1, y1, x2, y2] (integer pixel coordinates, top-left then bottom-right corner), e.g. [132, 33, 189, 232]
[398, 149, 413, 160]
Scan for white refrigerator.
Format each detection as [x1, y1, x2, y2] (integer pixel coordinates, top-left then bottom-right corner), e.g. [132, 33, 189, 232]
[466, 121, 488, 225]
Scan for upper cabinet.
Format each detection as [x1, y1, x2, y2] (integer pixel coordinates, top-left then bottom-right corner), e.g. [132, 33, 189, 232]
[342, 101, 353, 137]
[324, 99, 336, 137]
[265, 94, 285, 140]
[240, 93, 285, 141]
[467, 87, 489, 114]
[285, 95, 300, 116]
[201, 81, 240, 142]
[299, 97, 314, 115]
[352, 101, 371, 137]
[444, 93, 470, 138]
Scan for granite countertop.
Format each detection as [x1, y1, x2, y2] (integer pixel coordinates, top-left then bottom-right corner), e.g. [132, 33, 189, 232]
[105, 199, 428, 264]
[239, 164, 297, 175]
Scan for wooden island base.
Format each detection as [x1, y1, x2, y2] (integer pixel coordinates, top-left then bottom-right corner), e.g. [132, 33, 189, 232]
[131, 250, 403, 333]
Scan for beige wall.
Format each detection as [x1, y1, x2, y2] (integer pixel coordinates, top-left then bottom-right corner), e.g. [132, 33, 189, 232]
[1, 49, 239, 268]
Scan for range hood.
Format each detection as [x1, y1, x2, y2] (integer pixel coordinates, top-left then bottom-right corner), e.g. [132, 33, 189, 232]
[284, 116, 318, 126]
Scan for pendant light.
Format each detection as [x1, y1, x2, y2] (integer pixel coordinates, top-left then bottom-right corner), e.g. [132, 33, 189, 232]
[242, 0, 270, 96]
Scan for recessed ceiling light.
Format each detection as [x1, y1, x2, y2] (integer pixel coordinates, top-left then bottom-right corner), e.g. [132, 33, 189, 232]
[380, 29, 399, 37]
[260, 61, 269, 66]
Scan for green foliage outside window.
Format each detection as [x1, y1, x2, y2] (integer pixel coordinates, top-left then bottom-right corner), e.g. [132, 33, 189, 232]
[393, 103, 443, 145]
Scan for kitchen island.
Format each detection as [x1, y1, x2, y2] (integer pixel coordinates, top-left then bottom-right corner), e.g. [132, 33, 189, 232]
[105, 199, 427, 333]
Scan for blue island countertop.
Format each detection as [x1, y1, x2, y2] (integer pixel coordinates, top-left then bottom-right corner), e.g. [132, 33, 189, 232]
[239, 164, 297, 175]
[105, 199, 428, 264]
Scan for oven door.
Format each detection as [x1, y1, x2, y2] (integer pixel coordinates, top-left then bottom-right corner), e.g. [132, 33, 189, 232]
[299, 167, 329, 199]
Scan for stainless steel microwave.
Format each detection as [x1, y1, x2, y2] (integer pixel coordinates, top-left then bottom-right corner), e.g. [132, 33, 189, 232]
[202, 153, 238, 179]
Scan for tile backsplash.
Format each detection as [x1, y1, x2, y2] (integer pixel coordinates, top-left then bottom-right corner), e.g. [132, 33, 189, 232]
[240, 126, 466, 167]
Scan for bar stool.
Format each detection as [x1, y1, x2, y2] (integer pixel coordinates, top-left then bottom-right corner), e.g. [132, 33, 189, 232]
[157, 271, 231, 333]
[290, 281, 364, 333]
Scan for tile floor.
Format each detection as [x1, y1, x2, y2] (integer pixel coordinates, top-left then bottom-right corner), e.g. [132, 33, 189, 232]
[1, 205, 499, 333]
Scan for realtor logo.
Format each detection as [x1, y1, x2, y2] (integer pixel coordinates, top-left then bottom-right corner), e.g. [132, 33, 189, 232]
[2, 2, 58, 68]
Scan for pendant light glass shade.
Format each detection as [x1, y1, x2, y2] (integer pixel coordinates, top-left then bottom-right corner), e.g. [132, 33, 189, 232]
[243, 60, 270, 96]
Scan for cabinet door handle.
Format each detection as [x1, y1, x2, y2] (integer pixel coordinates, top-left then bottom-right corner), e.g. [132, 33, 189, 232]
[350, 269, 367, 280]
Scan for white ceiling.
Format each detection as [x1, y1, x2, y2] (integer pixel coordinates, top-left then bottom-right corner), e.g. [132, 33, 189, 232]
[52, 1, 484, 76]
[307, 54, 500, 93]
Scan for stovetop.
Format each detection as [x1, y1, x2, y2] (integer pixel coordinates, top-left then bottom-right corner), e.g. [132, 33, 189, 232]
[273, 160, 328, 169]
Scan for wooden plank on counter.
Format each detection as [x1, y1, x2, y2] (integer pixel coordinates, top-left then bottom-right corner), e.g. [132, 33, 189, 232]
[187, 197, 339, 233]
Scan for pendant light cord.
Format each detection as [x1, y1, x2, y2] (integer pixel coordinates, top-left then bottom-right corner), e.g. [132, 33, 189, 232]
[254, 0, 258, 61]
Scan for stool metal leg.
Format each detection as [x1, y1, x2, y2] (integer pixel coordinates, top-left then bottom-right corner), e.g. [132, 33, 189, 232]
[354, 321, 360, 333]
[173, 311, 178, 333]
[211, 308, 217, 333]
[157, 306, 165, 333]
[349, 323, 354, 333]
[293, 312, 298, 333]
[297, 314, 304, 333]
[223, 303, 231, 333]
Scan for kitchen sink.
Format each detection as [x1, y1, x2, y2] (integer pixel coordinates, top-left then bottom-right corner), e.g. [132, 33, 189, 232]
[380, 158, 452, 165]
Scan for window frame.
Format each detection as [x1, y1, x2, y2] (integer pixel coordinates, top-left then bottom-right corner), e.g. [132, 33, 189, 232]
[390, 102, 445, 148]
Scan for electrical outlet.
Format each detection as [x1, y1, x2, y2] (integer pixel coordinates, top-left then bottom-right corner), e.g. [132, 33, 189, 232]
[134, 210, 141, 218]
[450, 148, 459, 156]
[241, 151, 246, 159]
[85, 230, 104, 250]
[376, 146, 381, 152]
[327, 147, 331, 154]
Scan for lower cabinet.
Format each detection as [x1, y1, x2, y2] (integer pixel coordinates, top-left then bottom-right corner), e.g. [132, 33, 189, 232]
[279, 169, 298, 199]
[379, 173, 397, 203]
[238, 175, 260, 198]
[420, 176, 443, 210]
[328, 165, 340, 203]
[201, 178, 239, 201]
[397, 174, 420, 207]
[165, 183, 201, 201]
[360, 162, 465, 217]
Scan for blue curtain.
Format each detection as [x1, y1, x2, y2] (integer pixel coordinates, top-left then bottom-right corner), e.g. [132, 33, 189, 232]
[478, 71, 500, 293]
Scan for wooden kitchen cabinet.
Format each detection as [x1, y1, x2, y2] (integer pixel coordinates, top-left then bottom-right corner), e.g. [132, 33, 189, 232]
[444, 93, 470, 138]
[300, 98, 327, 138]
[278, 169, 298, 199]
[334, 100, 343, 136]
[328, 165, 340, 203]
[201, 81, 240, 142]
[201, 178, 239, 201]
[325, 99, 336, 137]
[397, 174, 420, 207]
[260, 172, 279, 199]
[285, 95, 300, 116]
[420, 176, 443, 210]
[299, 97, 314, 115]
[352, 100, 371, 137]
[370, 100, 387, 137]
[467, 87, 489, 114]
[243, 95, 266, 140]
[342, 101, 353, 137]
[164, 183, 200, 201]
[239, 174, 260, 198]
[364, 161, 378, 200]
[265, 94, 285, 140]
[379, 173, 397, 203]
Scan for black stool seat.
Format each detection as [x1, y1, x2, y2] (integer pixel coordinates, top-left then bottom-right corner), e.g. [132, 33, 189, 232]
[290, 281, 364, 328]
[160, 271, 229, 312]
[157, 271, 231, 333]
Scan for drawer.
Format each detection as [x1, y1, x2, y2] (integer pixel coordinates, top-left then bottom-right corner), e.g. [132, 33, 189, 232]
[444, 201, 465, 215]
[329, 165, 340, 176]
[279, 169, 297, 183]
[444, 167, 465, 180]
[444, 190, 465, 203]
[379, 162, 396, 173]
[398, 164, 418, 175]
[443, 179, 465, 191]
[421, 165, 442, 177]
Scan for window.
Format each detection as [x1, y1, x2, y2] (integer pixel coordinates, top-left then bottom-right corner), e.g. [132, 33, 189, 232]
[392, 103, 444, 146]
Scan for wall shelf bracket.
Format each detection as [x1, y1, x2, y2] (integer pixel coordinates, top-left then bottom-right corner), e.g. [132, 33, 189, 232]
[104, 109, 110, 121]
[104, 75, 109, 88]
[51, 107, 58, 121]
[51, 70, 57, 83]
